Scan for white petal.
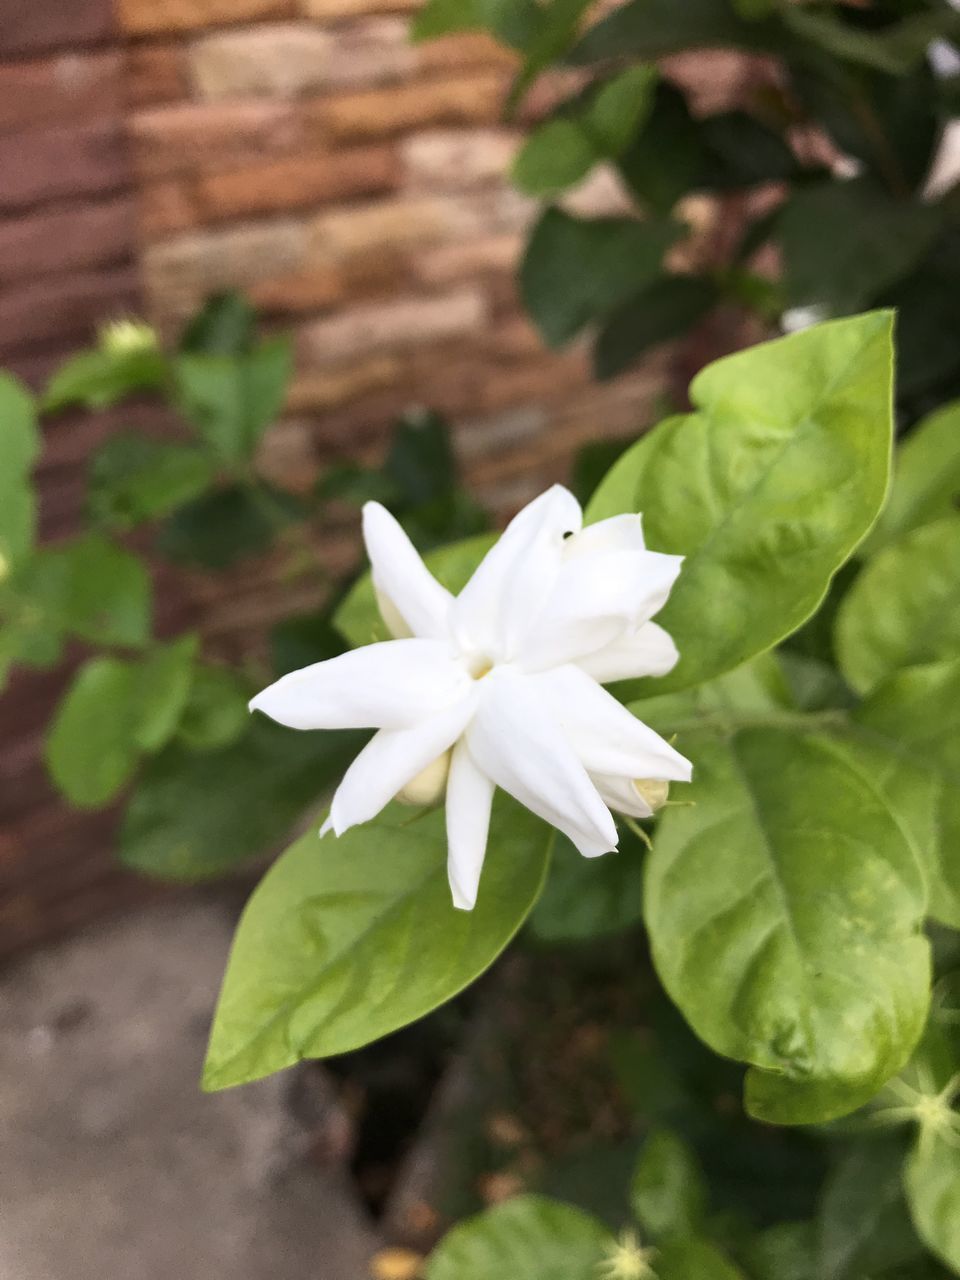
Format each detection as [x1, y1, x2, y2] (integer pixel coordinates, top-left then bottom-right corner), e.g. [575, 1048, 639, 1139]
[451, 485, 582, 661]
[363, 502, 453, 639]
[528, 664, 692, 781]
[329, 694, 477, 835]
[250, 638, 469, 730]
[517, 549, 683, 672]
[445, 740, 495, 910]
[590, 772, 654, 820]
[466, 668, 618, 858]
[577, 621, 679, 683]
[564, 513, 645, 558]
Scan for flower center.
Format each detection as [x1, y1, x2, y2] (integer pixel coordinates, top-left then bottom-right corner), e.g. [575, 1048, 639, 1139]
[467, 654, 495, 680]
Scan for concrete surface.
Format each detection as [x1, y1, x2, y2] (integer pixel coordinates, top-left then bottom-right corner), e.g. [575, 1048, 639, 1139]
[0, 897, 380, 1280]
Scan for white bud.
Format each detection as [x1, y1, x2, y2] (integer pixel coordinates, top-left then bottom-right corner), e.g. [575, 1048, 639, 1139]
[396, 751, 451, 807]
[633, 778, 670, 813]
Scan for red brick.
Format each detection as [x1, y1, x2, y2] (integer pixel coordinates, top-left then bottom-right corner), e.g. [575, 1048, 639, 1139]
[126, 44, 189, 108]
[0, 267, 140, 353]
[0, 0, 113, 57]
[401, 127, 521, 191]
[307, 71, 507, 142]
[296, 286, 486, 365]
[117, 0, 295, 36]
[196, 145, 399, 220]
[0, 121, 127, 211]
[419, 32, 518, 73]
[129, 100, 302, 180]
[0, 53, 123, 135]
[138, 180, 200, 240]
[0, 198, 136, 286]
[249, 264, 346, 313]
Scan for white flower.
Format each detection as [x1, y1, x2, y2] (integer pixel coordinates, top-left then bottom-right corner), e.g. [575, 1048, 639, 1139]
[250, 486, 692, 910]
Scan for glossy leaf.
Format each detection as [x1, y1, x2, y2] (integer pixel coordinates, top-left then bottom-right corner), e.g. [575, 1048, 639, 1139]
[203, 795, 551, 1088]
[120, 717, 362, 883]
[512, 119, 598, 196]
[87, 433, 214, 529]
[334, 531, 495, 647]
[587, 313, 894, 696]
[0, 373, 39, 574]
[520, 208, 681, 347]
[646, 728, 930, 1121]
[425, 1196, 609, 1280]
[174, 338, 292, 465]
[864, 399, 960, 555]
[631, 1129, 707, 1239]
[836, 517, 960, 694]
[905, 1129, 960, 1272]
[45, 657, 142, 807]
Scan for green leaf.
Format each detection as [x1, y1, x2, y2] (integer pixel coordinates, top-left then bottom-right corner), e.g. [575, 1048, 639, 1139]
[594, 276, 719, 380]
[33, 534, 152, 648]
[864, 400, 960, 556]
[780, 179, 940, 315]
[627, 653, 793, 739]
[87, 434, 214, 529]
[157, 483, 302, 568]
[631, 1129, 707, 1239]
[334, 531, 496, 647]
[120, 717, 362, 883]
[836, 517, 960, 694]
[520, 208, 681, 348]
[646, 728, 930, 1121]
[587, 313, 894, 697]
[174, 338, 292, 465]
[411, 0, 541, 47]
[179, 290, 256, 356]
[42, 348, 167, 413]
[506, 0, 593, 112]
[529, 831, 645, 943]
[176, 664, 250, 751]
[585, 64, 658, 156]
[133, 635, 198, 752]
[818, 1136, 920, 1280]
[512, 118, 598, 196]
[573, 0, 766, 61]
[904, 1129, 960, 1272]
[385, 408, 461, 507]
[783, 5, 960, 76]
[46, 657, 142, 807]
[618, 83, 705, 214]
[202, 795, 551, 1088]
[425, 1195, 609, 1280]
[0, 373, 39, 574]
[855, 660, 960, 930]
[745, 1222, 817, 1280]
[656, 1238, 748, 1280]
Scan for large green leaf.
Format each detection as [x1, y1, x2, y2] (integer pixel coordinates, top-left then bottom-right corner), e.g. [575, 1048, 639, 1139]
[904, 1129, 960, 1273]
[174, 338, 292, 466]
[864, 400, 960, 556]
[45, 657, 142, 808]
[203, 794, 551, 1088]
[586, 313, 894, 697]
[425, 1196, 609, 1280]
[520, 208, 681, 348]
[645, 728, 930, 1120]
[836, 517, 960, 694]
[855, 660, 960, 930]
[120, 717, 361, 883]
[779, 179, 940, 316]
[0, 374, 39, 575]
[87, 433, 214, 529]
[334, 531, 495, 647]
[631, 1130, 707, 1239]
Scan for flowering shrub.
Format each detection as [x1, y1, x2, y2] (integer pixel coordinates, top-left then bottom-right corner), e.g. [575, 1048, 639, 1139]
[197, 310, 960, 1277]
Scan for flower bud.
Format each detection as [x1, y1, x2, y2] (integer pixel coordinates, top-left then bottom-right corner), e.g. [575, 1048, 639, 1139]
[0, 550, 9, 585]
[98, 318, 159, 357]
[396, 751, 451, 807]
[633, 778, 670, 813]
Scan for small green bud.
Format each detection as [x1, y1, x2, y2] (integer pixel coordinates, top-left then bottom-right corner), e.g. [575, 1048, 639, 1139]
[98, 317, 159, 357]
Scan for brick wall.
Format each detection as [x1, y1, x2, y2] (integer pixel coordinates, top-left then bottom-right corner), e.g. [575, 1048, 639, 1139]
[1, 1, 750, 958]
